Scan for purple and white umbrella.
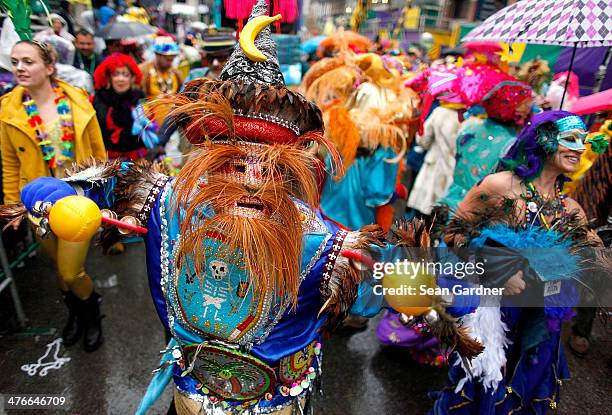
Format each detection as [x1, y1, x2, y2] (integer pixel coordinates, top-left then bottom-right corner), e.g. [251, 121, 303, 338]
[463, 0, 612, 47]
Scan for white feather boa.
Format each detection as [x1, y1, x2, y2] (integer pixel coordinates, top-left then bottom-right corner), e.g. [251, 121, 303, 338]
[454, 295, 510, 393]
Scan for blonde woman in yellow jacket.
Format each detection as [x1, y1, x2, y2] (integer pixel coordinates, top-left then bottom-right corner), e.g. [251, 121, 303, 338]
[1, 40, 106, 352]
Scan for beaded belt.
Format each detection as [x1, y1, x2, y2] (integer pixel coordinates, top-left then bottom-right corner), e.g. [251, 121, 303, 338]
[178, 340, 322, 411]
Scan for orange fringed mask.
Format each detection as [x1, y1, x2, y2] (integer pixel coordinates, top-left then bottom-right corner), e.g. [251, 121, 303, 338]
[159, 3, 341, 303]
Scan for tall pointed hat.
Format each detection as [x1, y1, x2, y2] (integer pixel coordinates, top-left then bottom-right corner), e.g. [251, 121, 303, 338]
[220, 0, 284, 85]
[174, 0, 323, 144]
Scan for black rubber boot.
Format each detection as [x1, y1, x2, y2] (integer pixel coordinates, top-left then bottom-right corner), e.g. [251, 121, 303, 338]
[61, 291, 83, 346]
[81, 291, 104, 352]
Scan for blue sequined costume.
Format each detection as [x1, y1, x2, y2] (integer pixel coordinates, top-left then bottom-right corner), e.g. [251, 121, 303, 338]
[64, 167, 385, 414]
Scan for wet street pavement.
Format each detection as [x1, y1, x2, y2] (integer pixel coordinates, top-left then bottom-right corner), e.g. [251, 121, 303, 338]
[0, 241, 610, 414]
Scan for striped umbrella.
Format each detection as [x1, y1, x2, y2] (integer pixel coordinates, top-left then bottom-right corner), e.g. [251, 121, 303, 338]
[463, 0, 612, 47]
[463, 0, 612, 106]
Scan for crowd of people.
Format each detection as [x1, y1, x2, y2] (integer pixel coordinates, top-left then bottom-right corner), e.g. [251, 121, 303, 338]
[0, 0, 610, 414]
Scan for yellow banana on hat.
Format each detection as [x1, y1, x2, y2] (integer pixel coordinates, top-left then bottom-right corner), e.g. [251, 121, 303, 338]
[239, 14, 282, 62]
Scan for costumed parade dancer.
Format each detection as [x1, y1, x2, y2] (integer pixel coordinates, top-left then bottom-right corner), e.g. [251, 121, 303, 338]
[302, 49, 418, 329]
[302, 50, 418, 232]
[430, 111, 606, 414]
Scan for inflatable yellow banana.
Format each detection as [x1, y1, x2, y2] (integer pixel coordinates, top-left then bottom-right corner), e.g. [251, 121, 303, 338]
[239, 14, 282, 62]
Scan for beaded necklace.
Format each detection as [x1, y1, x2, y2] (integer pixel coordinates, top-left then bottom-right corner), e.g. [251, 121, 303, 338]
[23, 85, 75, 170]
[148, 66, 174, 94]
[521, 180, 566, 229]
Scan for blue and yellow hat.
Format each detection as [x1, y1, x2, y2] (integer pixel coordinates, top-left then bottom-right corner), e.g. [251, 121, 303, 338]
[153, 36, 180, 56]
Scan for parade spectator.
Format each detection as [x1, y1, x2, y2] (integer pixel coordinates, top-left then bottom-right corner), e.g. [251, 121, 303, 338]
[92, 53, 146, 162]
[0, 18, 18, 95]
[188, 33, 235, 81]
[34, 26, 93, 92]
[139, 36, 182, 128]
[104, 39, 124, 56]
[1, 40, 106, 352]
[92, 53, 148, 255]
[73, 29, 101, 77]
[49, 13, 75, 43]
[94, 0, 117, 29]
[34, 28, 75, 65]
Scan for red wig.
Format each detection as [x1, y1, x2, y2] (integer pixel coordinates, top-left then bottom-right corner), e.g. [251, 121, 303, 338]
[93, 53, 142, 90]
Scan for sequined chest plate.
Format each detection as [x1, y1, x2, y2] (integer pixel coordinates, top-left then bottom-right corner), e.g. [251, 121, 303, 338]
[169, 233, 283, 345]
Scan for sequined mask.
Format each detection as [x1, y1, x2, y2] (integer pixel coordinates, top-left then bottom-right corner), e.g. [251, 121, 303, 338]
[554, 115, 586, 151]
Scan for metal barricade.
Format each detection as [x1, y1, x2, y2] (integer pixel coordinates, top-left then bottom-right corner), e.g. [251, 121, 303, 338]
[0, 229, 37, 328]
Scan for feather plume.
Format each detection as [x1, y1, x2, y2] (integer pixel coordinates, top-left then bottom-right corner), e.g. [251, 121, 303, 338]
[444, 197, 596, 249]
[443, 198, 524, 247]
[64, 157, 123, 180]
[99, 160, 169, 249]
[355, 116, 406, 158]
[454, 303, 509, 391]
[301, 130, 344, 181]
[319, 226, 385, 331]
[390, 218, 432, 248]
[301, 56, 346, 93]
[305, 66, 362, 111]
[429, 315, 485, 360]
[0, 204, 27, 230]
[325, 105, 360, 171]
[595, 247, 612, 276]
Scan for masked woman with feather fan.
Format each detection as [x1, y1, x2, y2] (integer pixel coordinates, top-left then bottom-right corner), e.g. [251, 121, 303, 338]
[430, 110, 607, 415]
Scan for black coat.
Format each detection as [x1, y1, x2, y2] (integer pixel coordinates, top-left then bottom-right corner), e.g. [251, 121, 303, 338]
[92, 88, 145, 153]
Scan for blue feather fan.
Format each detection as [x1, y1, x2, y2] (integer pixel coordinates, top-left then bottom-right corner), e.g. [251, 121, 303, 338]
[470, 224, 578, 281]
